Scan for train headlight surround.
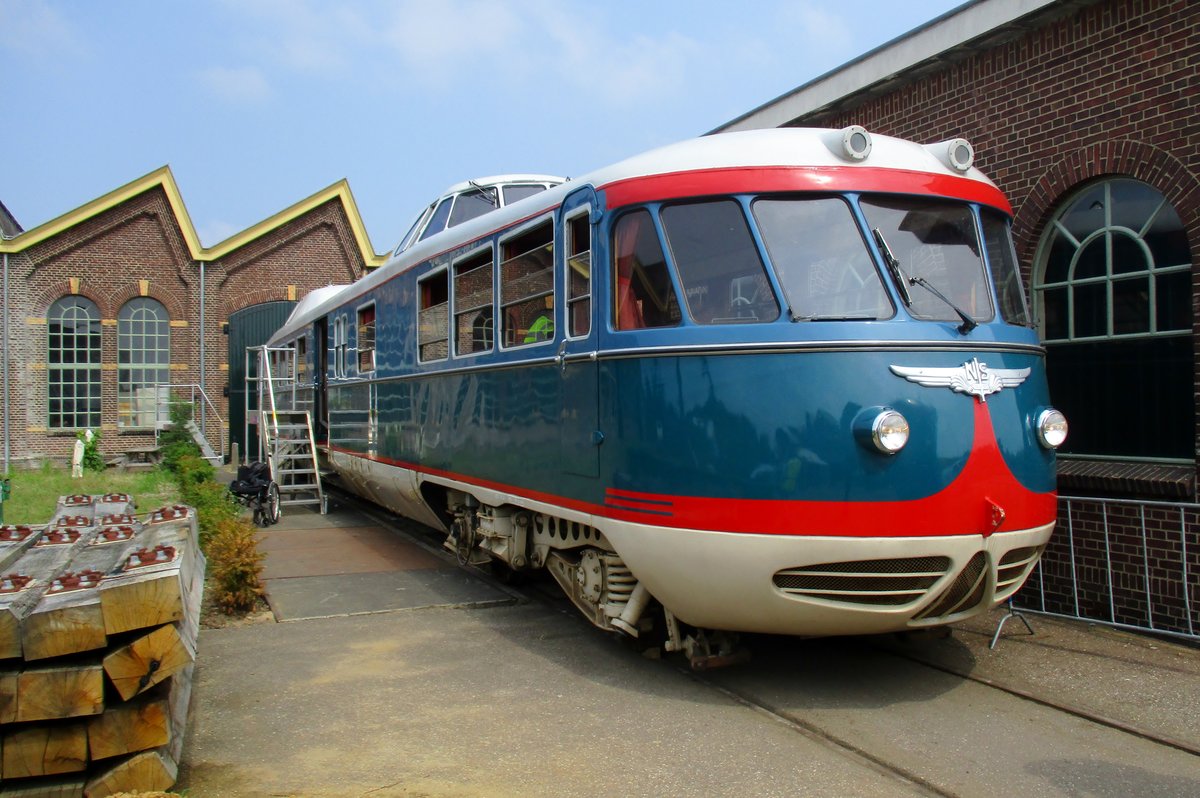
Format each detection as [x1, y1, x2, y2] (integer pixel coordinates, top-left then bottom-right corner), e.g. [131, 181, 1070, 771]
[855, 407, 910, 455]
[1036, 408, 1068, 449]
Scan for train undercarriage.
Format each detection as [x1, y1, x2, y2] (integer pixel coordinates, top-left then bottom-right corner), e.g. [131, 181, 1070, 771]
[443, 489, 745, 668]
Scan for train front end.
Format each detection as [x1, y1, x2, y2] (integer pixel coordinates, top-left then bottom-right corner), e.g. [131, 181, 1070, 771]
[592, 128, 1065, 637]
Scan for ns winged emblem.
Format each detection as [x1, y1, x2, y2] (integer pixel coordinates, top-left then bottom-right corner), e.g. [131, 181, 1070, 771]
[889, 358, 1031, 402]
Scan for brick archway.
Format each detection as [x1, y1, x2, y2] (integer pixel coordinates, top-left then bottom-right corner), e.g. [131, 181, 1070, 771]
[1012, 140, 1200, 268]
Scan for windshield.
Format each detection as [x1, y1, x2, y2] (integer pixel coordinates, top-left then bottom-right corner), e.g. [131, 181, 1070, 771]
[752, 197, 892, 320]
[859, 197, 994, 323]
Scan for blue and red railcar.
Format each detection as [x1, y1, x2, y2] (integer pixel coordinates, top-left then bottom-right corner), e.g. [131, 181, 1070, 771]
[265, 127, 1065, 656]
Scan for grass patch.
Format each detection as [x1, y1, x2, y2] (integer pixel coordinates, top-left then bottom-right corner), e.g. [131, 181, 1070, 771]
[1, 463, 181, 524]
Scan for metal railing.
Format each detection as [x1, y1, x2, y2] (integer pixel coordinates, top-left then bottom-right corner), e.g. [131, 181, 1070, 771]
[152, 383, 226, 462]
[1016, 495, 1197, 642]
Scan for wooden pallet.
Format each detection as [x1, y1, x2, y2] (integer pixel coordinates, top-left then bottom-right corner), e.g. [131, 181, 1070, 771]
[0, 496, 203, 797]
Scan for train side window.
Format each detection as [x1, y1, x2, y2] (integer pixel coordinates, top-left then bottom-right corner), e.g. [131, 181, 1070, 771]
[448, 188, 497, 228]
[753, 198, 893, 321]
[500, 220, 555, 347]
[661, 200, 779, 324]
[454, 248, 495, 355]
[565, 210, 591, 338]
[418, 197, 453, 243]
[612, 209, 681, 330]
[418, 270, 450, 362]
[357, 302, 376, 372]
[332, 316, 348, 378]
[980, 210, 1030, 325]
[503, 184, 548, 205]
[296, 336, 307, 382]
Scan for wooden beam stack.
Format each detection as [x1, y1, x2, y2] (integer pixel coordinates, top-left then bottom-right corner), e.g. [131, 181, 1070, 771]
[0, 496, 204, 797]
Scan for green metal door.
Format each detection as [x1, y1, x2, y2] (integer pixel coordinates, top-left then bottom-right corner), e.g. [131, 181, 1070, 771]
[227, 301, 295, 462]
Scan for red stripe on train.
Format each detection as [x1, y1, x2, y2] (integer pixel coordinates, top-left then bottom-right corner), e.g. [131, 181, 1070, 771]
[327, 401, 1052, 537]
[600, 166, 1013, 215]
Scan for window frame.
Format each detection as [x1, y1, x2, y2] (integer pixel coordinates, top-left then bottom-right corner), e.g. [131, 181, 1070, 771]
[564, 206, 593, 340]
[498, 215, 556, 351]
[356, 301, 377, 374]
[116, 297, 170, 430]
[452, 245, 496, 358]
[47, 296, 103, 431]
[417, 266, 451, 363]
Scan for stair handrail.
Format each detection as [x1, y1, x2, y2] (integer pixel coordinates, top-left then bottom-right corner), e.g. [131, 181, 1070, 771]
[153, 382, 226, 462]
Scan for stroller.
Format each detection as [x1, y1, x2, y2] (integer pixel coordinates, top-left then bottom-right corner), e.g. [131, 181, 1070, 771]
[229, 461, 281, 527]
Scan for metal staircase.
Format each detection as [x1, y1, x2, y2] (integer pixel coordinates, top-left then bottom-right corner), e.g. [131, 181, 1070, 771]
[250, 345, 326, 514]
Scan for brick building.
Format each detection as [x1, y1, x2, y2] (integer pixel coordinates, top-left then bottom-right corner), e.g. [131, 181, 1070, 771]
[0, 167, 384, 471]
[718, 0, 1199, 637]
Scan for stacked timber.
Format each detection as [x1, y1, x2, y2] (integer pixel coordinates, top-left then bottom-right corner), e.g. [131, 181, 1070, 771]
[0, 496, 204, 797]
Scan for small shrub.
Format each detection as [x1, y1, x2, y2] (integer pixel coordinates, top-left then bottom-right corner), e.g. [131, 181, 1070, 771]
[77, 430, 104, 472]
[185, 480, 239, 547]
[206, 517, 265, 614]
[173, 453, 215, 487]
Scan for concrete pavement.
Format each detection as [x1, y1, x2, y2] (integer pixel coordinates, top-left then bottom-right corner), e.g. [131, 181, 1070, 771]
[177, 503, 1200, 797]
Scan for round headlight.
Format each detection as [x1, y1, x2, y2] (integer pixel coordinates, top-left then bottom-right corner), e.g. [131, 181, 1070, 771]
[1037, 408, 1068, 449]
[872, 410, 910, 454]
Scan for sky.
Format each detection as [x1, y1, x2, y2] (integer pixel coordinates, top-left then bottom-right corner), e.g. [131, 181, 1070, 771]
[1, 0, 966, 253]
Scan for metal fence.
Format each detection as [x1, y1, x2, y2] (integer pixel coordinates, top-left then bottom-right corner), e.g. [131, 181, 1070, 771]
[1015, 495, 1198, 643]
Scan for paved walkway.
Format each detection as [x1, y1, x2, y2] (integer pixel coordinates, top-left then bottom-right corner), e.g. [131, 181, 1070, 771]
[177, 502, 1199, 797]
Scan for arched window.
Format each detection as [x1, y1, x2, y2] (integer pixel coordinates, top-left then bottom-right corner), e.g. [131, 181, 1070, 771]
[118, 298, 170, 428]
[47, 296, 102, 430]
[1034, 178, 1193, 460]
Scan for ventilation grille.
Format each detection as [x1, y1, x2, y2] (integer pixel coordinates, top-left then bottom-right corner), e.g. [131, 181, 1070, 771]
[915, 552, 989, 621]
[995, 546, 1042, 598]
[773, 556, 952, 606]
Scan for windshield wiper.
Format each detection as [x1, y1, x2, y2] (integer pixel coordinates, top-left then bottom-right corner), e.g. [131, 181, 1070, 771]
[909, 275, 977, 334]
[872, 228, 912, 306]
[790, 312, 876, 322]
[872, 228, 976, 335]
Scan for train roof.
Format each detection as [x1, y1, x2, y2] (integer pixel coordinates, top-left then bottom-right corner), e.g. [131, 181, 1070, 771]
[268, 127, 1004, 344]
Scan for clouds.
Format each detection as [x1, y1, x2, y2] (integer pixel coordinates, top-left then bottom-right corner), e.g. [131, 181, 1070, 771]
[0, 0, 82, 60]
[196, 65, 271, 104]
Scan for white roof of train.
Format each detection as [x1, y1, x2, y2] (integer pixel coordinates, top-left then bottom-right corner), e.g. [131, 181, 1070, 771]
[269, 127, 998, 344]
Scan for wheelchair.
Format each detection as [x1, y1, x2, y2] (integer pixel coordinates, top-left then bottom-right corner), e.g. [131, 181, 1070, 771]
[229, 461, 281, 527]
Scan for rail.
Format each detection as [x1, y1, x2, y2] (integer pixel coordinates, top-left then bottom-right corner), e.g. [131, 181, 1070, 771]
[1015, 495, 1198, 642]
[153, 383, 226, 462]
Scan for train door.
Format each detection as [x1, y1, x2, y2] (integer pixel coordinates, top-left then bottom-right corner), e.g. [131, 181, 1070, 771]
[558, 187, 601, 477]
[314, 317, 329, 444]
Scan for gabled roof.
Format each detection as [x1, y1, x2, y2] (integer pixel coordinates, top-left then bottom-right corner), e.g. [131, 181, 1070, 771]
[0, 166, 387, 268]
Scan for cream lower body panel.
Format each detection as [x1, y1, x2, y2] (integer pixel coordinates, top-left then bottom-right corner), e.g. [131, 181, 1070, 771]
[600, 519, 1055, 637]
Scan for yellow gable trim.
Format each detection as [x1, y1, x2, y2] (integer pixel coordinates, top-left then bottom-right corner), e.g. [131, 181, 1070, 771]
[0, 167, 386, 269]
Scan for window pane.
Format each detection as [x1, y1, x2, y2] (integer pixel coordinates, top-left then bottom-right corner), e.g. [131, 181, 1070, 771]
[448, 189, 497, 228]
[419, 197, 453, 242]
[1044, 231, 1074, 285]
[753, 197, 891, 320]
[502, 184, 546, 205]
[1156, 270, 1191, 332]
[660, 200, 779, 325]
[1146, 204, 1190, 268]
[1042, 287, 1068, 340]
[1111, 277, 1150, 335]
[1108, 179, 1162, 233]
[1074, 236, 1106, 280]
[1072, 282, 1107, 337]
[981, 210, 1029, 325]
[1059, 183, 1106, 242]
[612, 210, 680, 330]
[860, 196, 993, 322]
[1047, 337, 1193, 459]
[1111, 233, 1148, 275]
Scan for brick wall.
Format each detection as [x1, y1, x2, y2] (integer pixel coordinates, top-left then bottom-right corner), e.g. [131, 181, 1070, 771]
[793, 0, 1200, 636]
[7, 188, 367, 467]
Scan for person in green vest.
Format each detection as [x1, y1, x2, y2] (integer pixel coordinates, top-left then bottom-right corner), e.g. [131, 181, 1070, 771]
[524, 314, 553, 344]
